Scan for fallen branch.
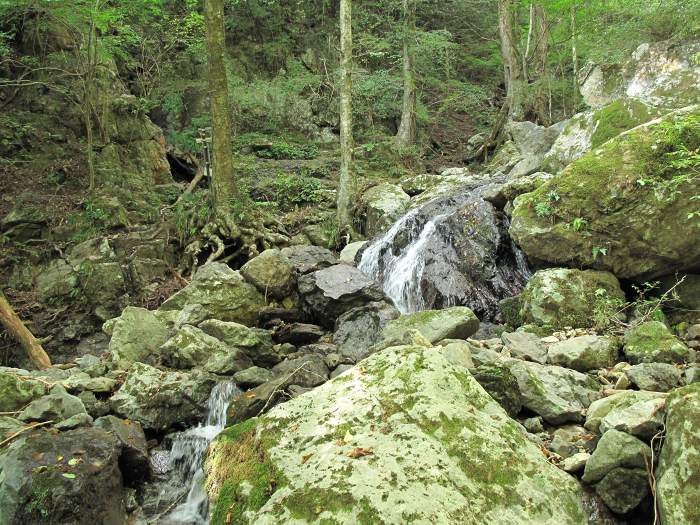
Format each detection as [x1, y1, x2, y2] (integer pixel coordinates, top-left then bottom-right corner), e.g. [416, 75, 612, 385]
[0, 420, 53, 448]
[0, 290, 52, 370]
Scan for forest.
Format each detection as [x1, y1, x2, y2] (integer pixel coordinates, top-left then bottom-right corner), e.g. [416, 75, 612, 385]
[0, 0, 699, 524]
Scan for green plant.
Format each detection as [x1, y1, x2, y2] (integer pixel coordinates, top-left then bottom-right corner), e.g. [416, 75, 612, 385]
[592, 288, 626, 331]
[261, 174, 322, 210]
[569, 217, 587, 231]
[534, 201, 553, 218]
[591, 246, 608, 260]
[174, 190, 212, 244]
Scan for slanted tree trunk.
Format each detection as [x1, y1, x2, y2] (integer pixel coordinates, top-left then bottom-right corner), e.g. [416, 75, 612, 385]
[204, 0, 237, 211]
[395, 0, 417, 147]
[498, 0, 525, 121]
[0, 291, 51, 370]
[337, 0, 354, 234]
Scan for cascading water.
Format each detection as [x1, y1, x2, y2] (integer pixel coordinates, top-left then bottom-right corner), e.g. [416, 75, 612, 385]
[359, 185, 531, 320]
[162, 382, 241, 525]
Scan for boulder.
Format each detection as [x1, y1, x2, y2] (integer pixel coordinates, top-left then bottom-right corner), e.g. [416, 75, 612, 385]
[380, 307, 480, 345]
[361, 182, 410, 236]
[511, 107, 700, 280]
[207, 345, 588, 524]
[0, 427, 125, 525]
[109, 363, 216, 432]
[280, 245, 337, 275]
[18, 384, 87, 423]
[0, 372, 47, 412]
[505, 120, 564, 178]
[656, 383, 700, 525]
[595, 467, 649, 515]
[624, 362, 681, 392]
[659, 273, 700, 311]
[298, 264, 386, 327]
[273, 323, 325, 346]
[501, 331, 547, 363]
[159, 263, 265, 326]
[599, 396, 666, 440]
[507, 360, 600, 424]
[547, 335, 620, 372]
[519, 268, 624, 329]
[233, 367, 274, 389]
[94, 415, 150, 482]
[61, 373, 118, 394]
[240, 249, 296, 300]
[471, 363, 522, 417]
[339, 241, 367, 264]
[198, 320, 278, 368]
[108, 306, 169, 364]
[271, 354, 330, 388]
[332, 301, 400, 362]
[585, 390, 666, 434]
[582, 429, 651, 484]
[623, 321, 692, 364]
[35, 259, 78, 302]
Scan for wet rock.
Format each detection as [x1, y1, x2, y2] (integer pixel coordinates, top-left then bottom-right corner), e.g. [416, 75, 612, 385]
[623, 321, 692, 364]
[599, 396, 666, 440]
[471, 363, 522, 417]
[624, 362, 681, 392]
[381, 306, 480, 345]
[507, 360, 600, 424]
[281, 245, 337, 274]
[548, 335, 620, 372]
[582, 430, 651, 484]
[271, 354, 330, 388]
[656, 383, 700, 525]
[107, 306, 169, 365]
[208, 345, 589, 524]
[159, 262, 265, 326]
[519, 268, 625, 329]
[596, 467, 649, 515]
[0, 371, 47, 412]
[501, 331, 547, 363]
[333, 301, 400, 362]
[298, 264, 386, 327]
[110, 363, 216, 432]
[0, 427, 125, 525]
[233, 366, 274, 389]
[18, 384, 87, 423]
[94, 415, 150, 483]
[361, 182, 411, 236]
[240, 249, 296, 300]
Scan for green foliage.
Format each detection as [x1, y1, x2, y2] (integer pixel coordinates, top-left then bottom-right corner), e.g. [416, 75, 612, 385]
[255, 142, 319, 161]
[591, 246, 608, 260]
[258, 174, 322, 210]
[174, 190, 212, 244]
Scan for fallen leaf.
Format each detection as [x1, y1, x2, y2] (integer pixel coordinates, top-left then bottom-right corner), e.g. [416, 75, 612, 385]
[346, 447, 373, 459]
[245, 392, 257, 399]
[62, 473, 76, 479]
[68, 458, 82, 466]
[56, 455, 64, 462]
[301, 453, 313, 464]
[335, 439, 346, 446]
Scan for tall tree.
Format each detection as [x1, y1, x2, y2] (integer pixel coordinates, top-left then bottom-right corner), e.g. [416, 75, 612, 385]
[0, 291, 51, 370]
[203, 0, 237, 211]
[395, 0, 417, 147]
[498, 0, 525, 120]
[337, 0, 354, 233]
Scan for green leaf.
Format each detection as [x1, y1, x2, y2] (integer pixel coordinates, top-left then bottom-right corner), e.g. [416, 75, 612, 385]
[62, 473, 77, 479]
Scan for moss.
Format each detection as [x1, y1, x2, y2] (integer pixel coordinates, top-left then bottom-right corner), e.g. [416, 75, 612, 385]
[207, 418, 287, 525]
[623, 321, 691, 364]
[499, 295, 523, 328]
[590, 99, 657, 148]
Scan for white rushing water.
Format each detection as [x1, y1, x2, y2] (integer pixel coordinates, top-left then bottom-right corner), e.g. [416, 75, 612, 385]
[164, 382, 241, 525]
[359, 208, 449, 314]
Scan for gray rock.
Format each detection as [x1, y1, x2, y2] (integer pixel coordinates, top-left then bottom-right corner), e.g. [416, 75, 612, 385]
[471, 363, 522, 417]
[438, 340, 474, 369]
[381, 307, 480, 345]
[582, 430, 651, 484]
[624, 363, 681, 392]
[61, 373, 118, 394]
[18, 384, 87, 423]
[330, 364, 354, 378]
[686, 365, 700, 384]
[507, 360, 600, 424]
[585, 390, 666, 433]
[35, 259, 78, 302]
[361, 182, 411, 236]
[298, 264, 386, 327]
[599, 396, 666, 440]
[523, 416, 544, 434]
[281, 245, 337, 274]
[547, 336, 620, 372]
[333, 301, 400, 362]
[623, 321, 692, 364]
[501, 331, 547, 363]
[595, 468, 649, 515]
[54, 412, 93, 430]
[0, 371, 47, 412]
[339, 241, 367, 264]
[94, 415, 150, 482]
[273, 323, 325, 346]
[561, 452, 590, 474]
[271, 354, 330, 388]
[108, 306, 169, 365]
[240, 249, 296, 300]
[233, 366, 274, 389]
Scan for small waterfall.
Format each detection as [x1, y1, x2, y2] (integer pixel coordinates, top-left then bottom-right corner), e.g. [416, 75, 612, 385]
[163, 382, 241, 525]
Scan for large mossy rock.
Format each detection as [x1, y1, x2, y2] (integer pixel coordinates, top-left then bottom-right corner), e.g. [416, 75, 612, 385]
[519, 268, 624, 329]
[0, 428, 125, 525]
[107, 306, 169, 364]
[547, 335, 620, 372]
[380, 307, 480, 344]
[585, 390, 666, 434]
[623, 321, 692, 364]
[656, 383, 700, 525]
[582, 429, 651, 484]
[360, 182, 410, 236]
[109, 363, 216, 432]
[240, 249, 296, 300]
[159, 263, 265, 326]
[206, 345, 588, 524]
[0, 372, 47, 412]
[512, 108, 700, 281]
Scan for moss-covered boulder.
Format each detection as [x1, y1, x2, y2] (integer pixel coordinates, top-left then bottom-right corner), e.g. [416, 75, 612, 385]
[206, 345, 588, 524]
[240, 249, 296, 300]
[582, 429, 651, 484]
[584, 390, 666, 434]
[656, 383, 700, 525]
[159, 263, 265, 326]
[623, 321, 692, 364]
[380, 306, 480, 344]
[107, 306, 170, 365]
[511, 107, 700, 280]
[361, 182, 410, 236]
[547, 335, 620, 372]
[519, 268, 624, 329]
[0, 372, 47, 413]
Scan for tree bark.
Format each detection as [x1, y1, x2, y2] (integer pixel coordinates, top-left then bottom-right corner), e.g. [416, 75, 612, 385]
[395, 0, 417, 147]
[530, 3, 549, 124]
[337, 0, 354, 233]
[204, 0, 238, 211]
[571, 3, 579, 111]
[0, 291, 51, 370]
[498, 0, 525, 121]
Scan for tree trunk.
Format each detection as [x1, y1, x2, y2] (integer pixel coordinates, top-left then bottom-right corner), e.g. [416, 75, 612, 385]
[337, 0, 354, 233]
[530, 3, 549, 124]
[571, 3, 579, 111]
[395, 0, 417, 148]
[0, 291, 51, 370]
[498, 0, 525, 120]
[204, 0, 237, 211]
